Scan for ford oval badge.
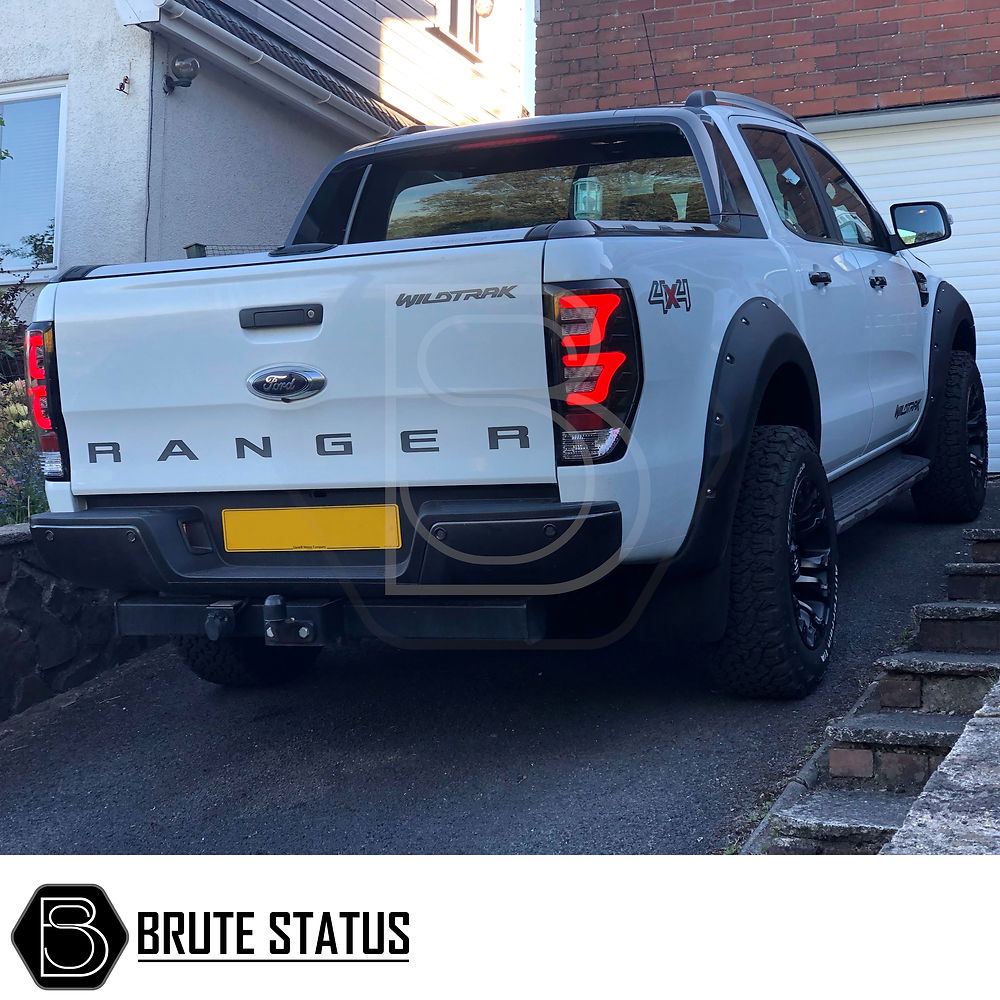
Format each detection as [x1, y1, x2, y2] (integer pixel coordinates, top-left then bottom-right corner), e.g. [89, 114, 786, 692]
[247, 365, 326, 402]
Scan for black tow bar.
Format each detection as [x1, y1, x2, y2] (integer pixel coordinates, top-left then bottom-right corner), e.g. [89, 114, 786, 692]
[262, 594, 317, 646]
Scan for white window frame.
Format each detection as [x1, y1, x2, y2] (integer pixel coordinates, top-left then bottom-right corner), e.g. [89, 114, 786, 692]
[431, 1, 482, 62]
[0, 79, 68, 275]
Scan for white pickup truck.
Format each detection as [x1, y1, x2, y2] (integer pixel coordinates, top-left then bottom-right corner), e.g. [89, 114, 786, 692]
[26, 90, 986, 698]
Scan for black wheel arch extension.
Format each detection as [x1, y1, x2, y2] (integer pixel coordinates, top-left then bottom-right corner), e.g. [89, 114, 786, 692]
[667, 296, 821, 577]
[904, 280, 977, 460]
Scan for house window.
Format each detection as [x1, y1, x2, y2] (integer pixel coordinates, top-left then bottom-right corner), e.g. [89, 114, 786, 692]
[0, 89, 64, 270]
[447, 0, 479, 51]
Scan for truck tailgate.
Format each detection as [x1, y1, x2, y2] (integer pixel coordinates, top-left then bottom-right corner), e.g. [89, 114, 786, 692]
[53, 241, 554, 495]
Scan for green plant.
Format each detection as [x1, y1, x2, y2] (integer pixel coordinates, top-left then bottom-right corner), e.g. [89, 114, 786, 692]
[0, 223, 54, 381]
[0, 378, 47, 525]
[0, 220, 55, 266]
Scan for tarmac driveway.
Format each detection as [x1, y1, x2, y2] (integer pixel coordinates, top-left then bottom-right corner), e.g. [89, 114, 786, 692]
[1, 488, 996, 854]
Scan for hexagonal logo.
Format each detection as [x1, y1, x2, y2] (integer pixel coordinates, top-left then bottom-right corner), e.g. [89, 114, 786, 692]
[12, 885, 128, 990]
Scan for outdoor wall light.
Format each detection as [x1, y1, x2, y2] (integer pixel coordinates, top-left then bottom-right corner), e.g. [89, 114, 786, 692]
[164, 54, 201, 95]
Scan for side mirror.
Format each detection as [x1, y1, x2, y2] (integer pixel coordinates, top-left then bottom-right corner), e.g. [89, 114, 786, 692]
[890, 201, 951, 249]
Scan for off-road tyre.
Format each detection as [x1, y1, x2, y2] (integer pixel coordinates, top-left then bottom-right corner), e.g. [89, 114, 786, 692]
[174, 636, 321, 687]
[911, 350, 988, 523]
[714, 426, 838, 699]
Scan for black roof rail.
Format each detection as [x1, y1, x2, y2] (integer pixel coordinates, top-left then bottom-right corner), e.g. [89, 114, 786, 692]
[685, 89, 799, 125]
[387, 124, 441, 139]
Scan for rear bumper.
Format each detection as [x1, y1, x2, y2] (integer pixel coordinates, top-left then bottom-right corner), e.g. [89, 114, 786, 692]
[116, 594, 547, 645]
[29, 496, 622, 598]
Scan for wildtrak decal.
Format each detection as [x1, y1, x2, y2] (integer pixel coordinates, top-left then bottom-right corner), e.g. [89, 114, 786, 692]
[648, 278, 692, 314]
[396, 285, 517, 307]
[894, 399, 921, 419]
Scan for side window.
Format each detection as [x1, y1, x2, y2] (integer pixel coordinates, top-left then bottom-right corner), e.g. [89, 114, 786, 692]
[799, 141, 881, 248]
[704, 121, 759, 217]
[741, 127, 828, 239]
[0, 89, 63, 268]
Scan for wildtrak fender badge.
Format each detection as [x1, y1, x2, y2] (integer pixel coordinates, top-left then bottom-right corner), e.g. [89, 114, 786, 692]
[648, 278, 691, 314]
[396, 285, 517, 307]
[895, 399, 921, 419]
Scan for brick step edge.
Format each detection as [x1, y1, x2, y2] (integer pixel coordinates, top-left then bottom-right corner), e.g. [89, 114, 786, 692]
[876, 671, 994, 715]
[771, 788, 917, 841]
[876, 651, 1000, 677]
[740, 681, 881, 855]
[963, 529, 1000, 541]
[768, 834, 888, 855]
[914, 602, 1000, 621]
[826, 712, 969, 749]
[827, 745, 949, 792]
[946, 563, 1000, 576]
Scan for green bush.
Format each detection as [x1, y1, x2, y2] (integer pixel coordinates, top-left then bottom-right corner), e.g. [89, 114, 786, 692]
[0, 379, 48, 525]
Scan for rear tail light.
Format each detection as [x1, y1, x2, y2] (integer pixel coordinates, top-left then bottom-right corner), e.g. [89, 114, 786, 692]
[546, 283, 642, 463]
[24, 322, 70, 480]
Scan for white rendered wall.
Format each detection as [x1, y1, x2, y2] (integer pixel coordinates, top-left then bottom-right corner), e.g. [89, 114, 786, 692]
[0, 0, 153, 274]
[146, 33, 350, 262]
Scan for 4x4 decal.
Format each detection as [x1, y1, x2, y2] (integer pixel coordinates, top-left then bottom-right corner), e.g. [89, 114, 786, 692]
[648, 278, 692, 314]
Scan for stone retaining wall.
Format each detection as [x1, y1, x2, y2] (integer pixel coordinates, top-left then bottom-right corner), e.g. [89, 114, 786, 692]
[0, 523, 146, 721]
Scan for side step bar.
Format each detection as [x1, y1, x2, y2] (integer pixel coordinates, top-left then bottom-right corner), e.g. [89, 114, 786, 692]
[830, 450, 930, 533]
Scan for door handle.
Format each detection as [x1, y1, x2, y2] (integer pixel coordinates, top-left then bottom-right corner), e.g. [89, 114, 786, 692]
[869, 275, 887, 289]
[809, 271, 832, 286]
[239, 304, 324, 329]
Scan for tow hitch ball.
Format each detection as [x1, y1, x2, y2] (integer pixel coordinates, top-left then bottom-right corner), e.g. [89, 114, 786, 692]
[262, 594, 316, 646]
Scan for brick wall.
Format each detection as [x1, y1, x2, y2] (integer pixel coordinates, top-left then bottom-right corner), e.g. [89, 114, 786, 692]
[536, 0, 1000, 117]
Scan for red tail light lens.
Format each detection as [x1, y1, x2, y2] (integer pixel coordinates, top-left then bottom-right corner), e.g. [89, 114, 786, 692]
[23, 323, 69, 480]
[547, 284, 642, 464]
[563, 352, 627, 406]
[558, 292, 621, 348]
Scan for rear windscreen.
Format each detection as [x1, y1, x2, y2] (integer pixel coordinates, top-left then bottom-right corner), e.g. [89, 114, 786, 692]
[339, 126, 710, 243]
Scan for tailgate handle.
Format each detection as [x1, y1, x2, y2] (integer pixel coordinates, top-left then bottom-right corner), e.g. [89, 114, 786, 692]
[239, 304, 323, 329]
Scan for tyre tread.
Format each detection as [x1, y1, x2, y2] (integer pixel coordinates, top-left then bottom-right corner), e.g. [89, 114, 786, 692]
[911, 350, 987, 523]
[714, 426, 836, 699]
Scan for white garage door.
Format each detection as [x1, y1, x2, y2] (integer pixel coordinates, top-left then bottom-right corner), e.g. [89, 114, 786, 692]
[811, 110, 1000, 470]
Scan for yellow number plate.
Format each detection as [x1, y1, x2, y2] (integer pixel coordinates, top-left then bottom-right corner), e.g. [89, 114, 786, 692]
[222, 505, 402, 552]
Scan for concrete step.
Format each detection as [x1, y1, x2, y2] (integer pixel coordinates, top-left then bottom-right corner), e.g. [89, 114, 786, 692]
[876, 650, 1000, 677]
[874, 651, 998, 713]
[827, 711, 968, 748]
[826, 712, 967, 793]
[963, 528, 1000, 564]
[946, 563, 1000, 601]
[769, 788, 916, 854]
[914, 601, 1000, 653]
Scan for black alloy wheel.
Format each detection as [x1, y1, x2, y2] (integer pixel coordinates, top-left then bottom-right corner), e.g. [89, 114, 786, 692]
[967, 370, 988, 492]
[788, 471, 835, 652]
